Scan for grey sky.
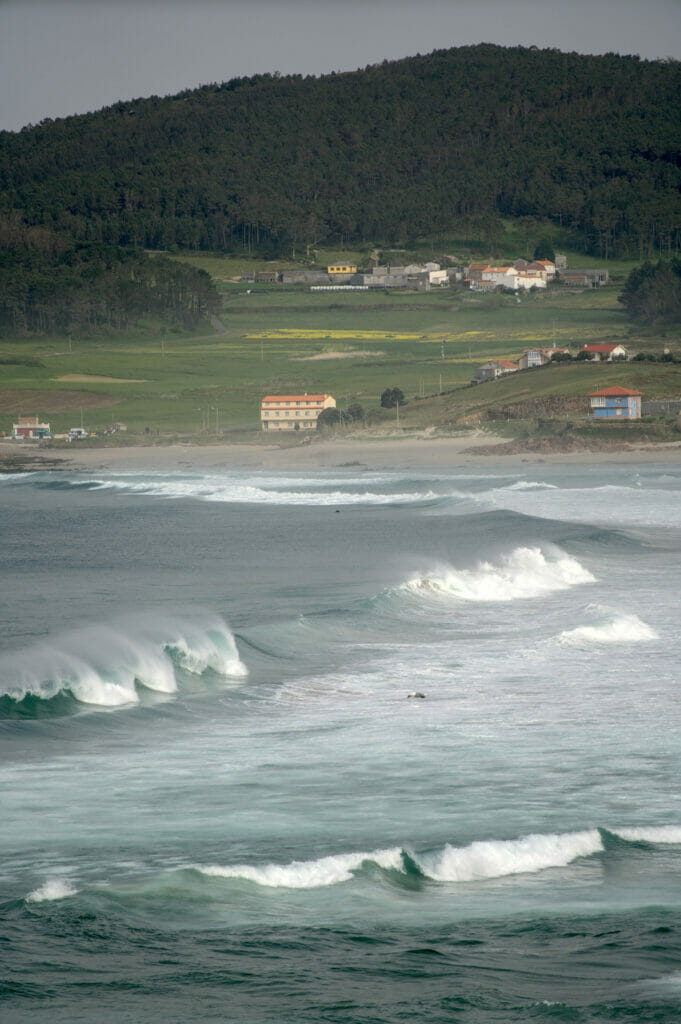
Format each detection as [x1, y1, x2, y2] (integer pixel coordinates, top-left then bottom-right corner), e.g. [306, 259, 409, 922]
[1, 0, 680, 133]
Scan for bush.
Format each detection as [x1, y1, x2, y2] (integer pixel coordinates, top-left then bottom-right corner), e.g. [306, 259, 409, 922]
[344, 402, 365, 422]
[380, 387, 406, 408]
[317, 407, 340, 430]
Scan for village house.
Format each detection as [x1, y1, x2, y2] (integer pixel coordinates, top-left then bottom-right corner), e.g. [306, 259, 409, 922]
[517, 346, 569, 369]
[473, 359, 518, 382]
[589, 385, 642, 419]
[260, 393, 336, 431]
[327, 264, 357, 279]
[12, 415, 51, 439]
[560, 269, 609, 287]
[581, 343, 628, 361]
[467, 264, 547, 291]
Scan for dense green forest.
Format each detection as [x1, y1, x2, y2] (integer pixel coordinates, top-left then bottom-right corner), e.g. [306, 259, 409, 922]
[0, 44, 680, 335]
[0, 217, 219, 334]
[619, 258, 681, 324]
[1, 44, 679, 260]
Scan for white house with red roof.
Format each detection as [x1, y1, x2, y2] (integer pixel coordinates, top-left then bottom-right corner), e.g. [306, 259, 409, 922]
[476, 266, 547, 291]
[589, 385, 641, 419]
[581, 343, 628, 361]
[260, 393, 336, 431]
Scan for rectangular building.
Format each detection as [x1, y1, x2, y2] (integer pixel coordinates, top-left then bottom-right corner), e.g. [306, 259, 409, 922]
[589, 386, 642, 419]
[260, 394, 336, 431]
[12, 416, 51, 439]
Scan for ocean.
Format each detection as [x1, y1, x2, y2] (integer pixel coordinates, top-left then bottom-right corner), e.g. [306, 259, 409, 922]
[2, 457, 681, 1022]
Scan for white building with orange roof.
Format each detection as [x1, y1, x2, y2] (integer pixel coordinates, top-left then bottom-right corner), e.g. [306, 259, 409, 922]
[260, 393, 336, 431]
[481, 265, 547, 291]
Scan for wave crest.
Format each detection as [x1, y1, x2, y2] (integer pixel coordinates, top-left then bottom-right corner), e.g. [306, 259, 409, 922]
[0, 614, 246, 712]
[559, 612, 658, 646]
[404, 546, 594, 603]
[197, 847, 404, 888]
[415, 830, 602, 882]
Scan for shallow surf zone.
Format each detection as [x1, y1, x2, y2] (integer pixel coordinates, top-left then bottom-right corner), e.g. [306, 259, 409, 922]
[482, 477, 681, 529]
[0, 613, 246, 715]
[401, 545, 595, 603]
[39, 469, 440, 507]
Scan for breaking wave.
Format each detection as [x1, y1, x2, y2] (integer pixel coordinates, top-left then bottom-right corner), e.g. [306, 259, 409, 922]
[416, 830, 601, 882]
[26, 879, 79, 903]
[559, 611, 658, 646]
[403, 546, 595, 603]
[198, 847, 404, 888]
[0, 614, 246, 714]
[194, 826, 681, 891]
[71, 471, 437, 507]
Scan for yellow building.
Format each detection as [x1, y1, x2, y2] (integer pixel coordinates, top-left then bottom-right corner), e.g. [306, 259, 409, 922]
[260, 394, 336, 431]
[327, 264, 357, 275]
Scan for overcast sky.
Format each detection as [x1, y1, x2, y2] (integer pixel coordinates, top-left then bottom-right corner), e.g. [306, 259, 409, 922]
[1, 0, 680, 133]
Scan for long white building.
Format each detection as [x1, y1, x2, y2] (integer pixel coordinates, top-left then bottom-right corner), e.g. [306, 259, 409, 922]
[260, 393, 336, 431]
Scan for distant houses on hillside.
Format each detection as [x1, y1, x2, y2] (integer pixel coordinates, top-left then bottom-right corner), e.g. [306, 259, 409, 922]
[246, 254, 607, 293]
[580, 343, 627, 361]
[472, 341, 632, 385]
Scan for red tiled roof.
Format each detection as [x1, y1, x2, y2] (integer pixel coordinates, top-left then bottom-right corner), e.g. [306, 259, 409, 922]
[589, 386, 642, 397]
[262, 394, 331, 403]
[582, 344, 622, 353]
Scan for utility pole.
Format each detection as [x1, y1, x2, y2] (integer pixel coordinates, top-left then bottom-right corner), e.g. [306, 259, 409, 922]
[396, 399, 399, 427]
[439, 374, 442, 395]
[441, 339, 445, 360]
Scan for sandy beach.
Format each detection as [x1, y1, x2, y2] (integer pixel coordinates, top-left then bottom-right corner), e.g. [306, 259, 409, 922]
[3, 432, 681, 473]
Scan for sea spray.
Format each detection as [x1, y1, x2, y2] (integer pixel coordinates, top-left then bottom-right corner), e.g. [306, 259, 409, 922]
[0, 613, 246, 711]
[559, 611, 658, 646]
[403, 546, 595, 603]
[26, 879, 78, 903]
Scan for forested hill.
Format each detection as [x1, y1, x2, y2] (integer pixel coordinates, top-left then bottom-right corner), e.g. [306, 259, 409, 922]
[1, 44, 680, 259]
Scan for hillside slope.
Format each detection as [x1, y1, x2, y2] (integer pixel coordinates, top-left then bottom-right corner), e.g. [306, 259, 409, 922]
[1, 45, 679, 258]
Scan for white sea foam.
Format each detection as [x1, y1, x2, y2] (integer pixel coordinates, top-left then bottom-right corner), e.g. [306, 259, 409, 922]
[0, 614, 246, 707]
[614, 826, 681, 843]
[197, 847, 404, 888]
[559, 612, 658, 646]
[26, 879, 78, 903]
[405, 546, 595, 602]
[87, 472, 435, 506]
[416, 830, 603, 882]
[166, 627, 247, 678]
[188, 824, 681, 892]
[505, 481, 559, 491]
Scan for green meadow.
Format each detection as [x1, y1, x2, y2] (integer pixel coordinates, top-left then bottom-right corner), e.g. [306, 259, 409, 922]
[0, 250, 677, 441]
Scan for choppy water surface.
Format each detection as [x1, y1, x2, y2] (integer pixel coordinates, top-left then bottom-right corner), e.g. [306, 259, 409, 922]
[2, 460, 681, 1022]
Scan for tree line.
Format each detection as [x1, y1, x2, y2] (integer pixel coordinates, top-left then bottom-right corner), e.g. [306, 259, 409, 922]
[0, 216, 219, 335]
[0, 44, 679, 262]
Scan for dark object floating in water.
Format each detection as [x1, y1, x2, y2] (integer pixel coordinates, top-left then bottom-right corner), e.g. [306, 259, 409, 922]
[407, 691, 426, 699]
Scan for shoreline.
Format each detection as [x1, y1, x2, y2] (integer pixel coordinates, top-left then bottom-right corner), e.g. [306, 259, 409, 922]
[3, 433, 681, 473]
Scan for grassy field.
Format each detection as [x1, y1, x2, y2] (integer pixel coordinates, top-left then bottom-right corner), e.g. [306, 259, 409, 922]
[0, 247, 678, 441]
